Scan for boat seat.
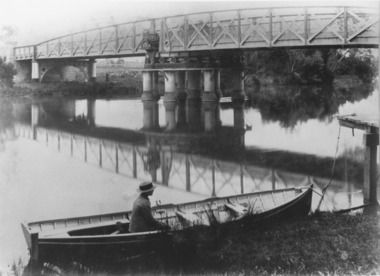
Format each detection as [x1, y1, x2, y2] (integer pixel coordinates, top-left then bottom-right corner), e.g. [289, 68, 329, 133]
[175, 211, 203, 226]
[225, 203, 247, 217]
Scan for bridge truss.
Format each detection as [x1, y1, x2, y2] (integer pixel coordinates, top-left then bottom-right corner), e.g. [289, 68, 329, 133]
[14, 6, 378, 61]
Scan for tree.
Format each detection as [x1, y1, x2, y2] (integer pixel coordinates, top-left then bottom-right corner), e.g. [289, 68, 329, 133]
[0, 57, 16, 87]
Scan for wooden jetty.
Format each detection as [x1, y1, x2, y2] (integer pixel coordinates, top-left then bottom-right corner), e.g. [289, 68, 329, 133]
[338, 114, 379, 204]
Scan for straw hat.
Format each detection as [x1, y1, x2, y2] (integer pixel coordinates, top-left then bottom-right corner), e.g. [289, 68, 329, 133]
[137, 181, 157, 193]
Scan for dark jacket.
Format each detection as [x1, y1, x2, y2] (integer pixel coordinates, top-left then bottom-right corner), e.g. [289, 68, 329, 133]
[129, 194, 162, 233]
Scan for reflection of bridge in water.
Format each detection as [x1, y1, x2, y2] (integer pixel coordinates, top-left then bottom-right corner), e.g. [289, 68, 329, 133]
[12, 97, 363, 211]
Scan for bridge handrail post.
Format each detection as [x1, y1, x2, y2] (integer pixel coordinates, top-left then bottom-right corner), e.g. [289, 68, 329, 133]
[184, 15, 189, 50]
[269, 8, 273, 47]
[237, 10, 241, 47]
[304, 7, 308, 45]
[344, 7, 348, 44]
[114, 25, 119, 54]
[209, 13, 213, 48]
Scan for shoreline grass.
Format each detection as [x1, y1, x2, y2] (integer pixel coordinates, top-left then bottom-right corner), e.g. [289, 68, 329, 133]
[19, 209, 378, 275]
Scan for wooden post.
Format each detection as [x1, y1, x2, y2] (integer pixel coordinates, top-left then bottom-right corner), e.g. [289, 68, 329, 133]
[212, 160, 216, 197]
[240, 163, 244, 194]
[30, 233, 39, 272]
[186, 155, 191, 191]
[363, 127, 378, 204]
[115, 143, 119, 173]
[272, 169, 276, 190]
[99, 139, 103, 167]
[84, 137, 87, 162]
[70, 135, 73, 157]
[58, 132, 60, 152]
[133, 146, 137, 178]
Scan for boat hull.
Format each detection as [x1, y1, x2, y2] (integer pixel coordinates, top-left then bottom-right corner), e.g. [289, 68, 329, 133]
[23, 185, 313, 269]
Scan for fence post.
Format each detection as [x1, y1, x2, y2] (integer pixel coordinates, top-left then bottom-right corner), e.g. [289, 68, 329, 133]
[240, 163, 244, 194]
[115, 143, 119, 173]
[212, 159, 216, 197]
[133, 146, 137, 178]
[58, 131, 60, 152]
[186, 154, 191, 191]
[272, 169, 276, 190]
[99, 139, 103, 167]
[70, 135, 73, 157]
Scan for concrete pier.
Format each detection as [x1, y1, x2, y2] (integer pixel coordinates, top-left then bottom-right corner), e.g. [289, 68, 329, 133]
[202, 70, 218, 102]
[163, 71, 177, 131]
[231, 69, 246, 102]
[187, 70, 201, 100]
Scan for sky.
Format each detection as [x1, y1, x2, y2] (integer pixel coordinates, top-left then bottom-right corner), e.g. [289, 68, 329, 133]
[0, 0, 378, 46]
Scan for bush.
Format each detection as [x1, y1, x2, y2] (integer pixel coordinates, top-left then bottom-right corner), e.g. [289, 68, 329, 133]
[0, 57, 16, 88]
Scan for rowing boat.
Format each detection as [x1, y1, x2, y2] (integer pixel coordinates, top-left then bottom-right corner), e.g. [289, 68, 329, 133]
[21, 185, 313, 268]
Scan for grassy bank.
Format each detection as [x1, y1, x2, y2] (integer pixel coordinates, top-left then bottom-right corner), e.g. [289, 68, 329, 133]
[113, 210, 379, 276]
[21, 210, 379, 275]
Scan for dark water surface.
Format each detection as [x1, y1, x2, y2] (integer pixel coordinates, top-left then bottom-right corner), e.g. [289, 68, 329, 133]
[0, 84, 378, 270]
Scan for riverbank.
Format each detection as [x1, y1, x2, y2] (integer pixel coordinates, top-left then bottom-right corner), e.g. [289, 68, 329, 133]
[18, 209, 380, 275]
[121, 210, 380, 275]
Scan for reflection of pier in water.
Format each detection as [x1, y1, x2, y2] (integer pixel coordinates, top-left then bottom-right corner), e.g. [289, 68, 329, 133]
[10, 98, 364, 210]
[15, 119, 362, 210]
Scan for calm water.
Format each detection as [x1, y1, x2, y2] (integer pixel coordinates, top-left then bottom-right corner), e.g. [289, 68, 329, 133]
[0, 84, 378, 270]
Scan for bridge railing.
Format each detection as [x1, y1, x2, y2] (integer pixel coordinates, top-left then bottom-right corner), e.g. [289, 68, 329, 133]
[13, 6, 378, 60]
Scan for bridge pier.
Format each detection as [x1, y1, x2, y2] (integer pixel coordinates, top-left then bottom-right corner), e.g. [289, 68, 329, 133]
[31, 104, 39, 140]
[31, 61, 40, 81]
[142, 100, 156, 129]
[163, 71, 177, 131]
[215, 69, 222, 99]
[231, 69, 246, 102]
[176, 71, 187, 129]
[187, 70, 201, 100]
[203, 101, 218, 132]
[142, 71, 161, 130]
[233, 100, 246, 149]
[87, 99, 96, 127]
[202, 69, 218, 102]
[142, 71, 155, 101]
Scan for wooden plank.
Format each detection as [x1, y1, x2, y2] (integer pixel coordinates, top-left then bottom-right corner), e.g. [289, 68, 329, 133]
[338, 115, 379, 131]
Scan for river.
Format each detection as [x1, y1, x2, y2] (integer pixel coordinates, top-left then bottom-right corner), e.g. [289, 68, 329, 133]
[0, 82, 378, 271]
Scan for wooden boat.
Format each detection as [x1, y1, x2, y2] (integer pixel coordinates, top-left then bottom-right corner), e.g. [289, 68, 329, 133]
[22, 185, 313, 268]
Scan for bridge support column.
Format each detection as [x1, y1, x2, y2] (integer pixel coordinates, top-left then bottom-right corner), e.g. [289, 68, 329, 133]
[87, 99, 96, 127]
[31, 104, 39, 140]
[87, 60, 96, 82]
[215, 69, 222, 99]
[152, 71, 160, 100]
[187, 70, 201, 100]
[233, 101, 246, 149]
[202, 70, 218, 102]
[142, 100, 156, 129]
[176, 71, 187, 129]
[31, 61, 40, 82]
[142, 71, 155, 101]
[203, 101, 217, 132]
[163, 71, 177, 131]
[231, 69, 245, 102]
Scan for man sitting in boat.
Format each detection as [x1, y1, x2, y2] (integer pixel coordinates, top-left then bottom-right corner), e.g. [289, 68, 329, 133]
[129, 182, 169, 233]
